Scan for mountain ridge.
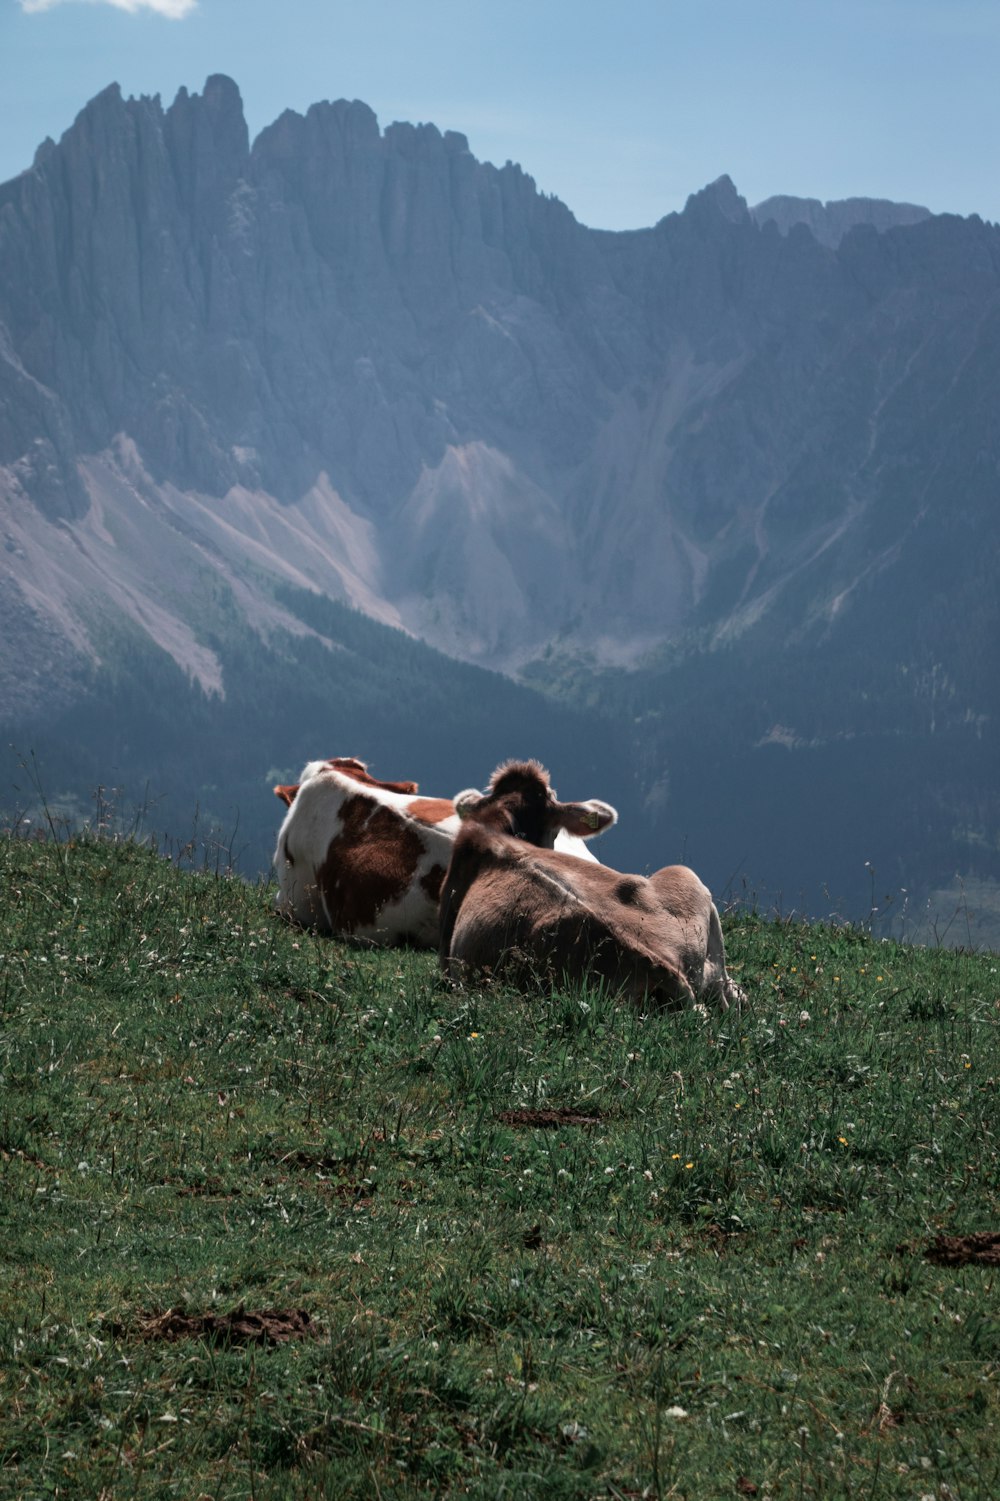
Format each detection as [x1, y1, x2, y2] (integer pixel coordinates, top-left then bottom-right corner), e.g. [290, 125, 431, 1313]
[4, 78, 996, 685]
[2, 77, 998, 925]
[750, 191, 933, 246]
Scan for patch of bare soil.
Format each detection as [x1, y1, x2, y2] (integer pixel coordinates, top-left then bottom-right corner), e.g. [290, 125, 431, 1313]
[173, 1177, 242, 1199]
[138, 1307, 318, 1346]
[1, 1146, 52, 1172]
[924, 1231, 1000, 1267]
[496, 1107, 603, 1128]
[281, 1149, 345, 1174]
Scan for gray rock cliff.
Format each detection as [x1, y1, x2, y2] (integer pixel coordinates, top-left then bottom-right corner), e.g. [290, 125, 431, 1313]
[1, 77, 998, 686]
[751, 193, 932, 246]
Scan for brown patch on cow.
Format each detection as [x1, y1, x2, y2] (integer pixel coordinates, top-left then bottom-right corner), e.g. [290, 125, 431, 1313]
[317, 796, 423, 932]
[136, 1307, 317, 1346]
[421, 863, 446, 903]
[496, 1107, 603, 1128]
[274, 783, 299, 807]
[923, 1231, 1000, 1266]
[408, 798, 456, 825]
[330, 758, 419, 796]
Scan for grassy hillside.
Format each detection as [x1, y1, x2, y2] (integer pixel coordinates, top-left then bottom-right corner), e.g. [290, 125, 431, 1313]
[2, 830, 999, 1499]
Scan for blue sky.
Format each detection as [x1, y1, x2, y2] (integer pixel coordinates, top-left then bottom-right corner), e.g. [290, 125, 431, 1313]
[3, 0, 999, 230]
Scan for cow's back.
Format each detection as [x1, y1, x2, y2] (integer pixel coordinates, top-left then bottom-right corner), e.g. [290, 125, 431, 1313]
[647, 865, 745, 1010]
[442, 837, 694, 1006]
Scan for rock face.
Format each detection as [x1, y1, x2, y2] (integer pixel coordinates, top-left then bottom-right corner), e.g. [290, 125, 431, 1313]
[751, 193, 932, 246]
[2, 83, 1000, 790]
[4, 77, 999, 700]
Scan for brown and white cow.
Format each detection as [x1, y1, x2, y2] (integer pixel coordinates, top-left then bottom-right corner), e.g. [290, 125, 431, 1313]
[439, 760, 744, 1009]
[272, 756, 614, 946]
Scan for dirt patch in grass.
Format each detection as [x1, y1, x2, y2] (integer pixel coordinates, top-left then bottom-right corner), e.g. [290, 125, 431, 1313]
[281, 1148, 344, 1173]
[173, 1177, 242, 1199]
[496, 1107, 603, 1128]
[2, 1145, 56, 1173]
[924, 1232, 1000, 1267]
[137, 1307, 318, 1346]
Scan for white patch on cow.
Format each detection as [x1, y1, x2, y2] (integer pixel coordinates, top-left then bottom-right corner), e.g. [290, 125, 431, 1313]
[274, 761, 461, 945]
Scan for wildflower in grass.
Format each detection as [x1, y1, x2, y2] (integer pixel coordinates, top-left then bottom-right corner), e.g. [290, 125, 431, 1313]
[838, 1136, 848, 1146]
[684, 1162, 694, 1170]
[671, 1153, 681, 1160]
[468, 1031, 480, 1040]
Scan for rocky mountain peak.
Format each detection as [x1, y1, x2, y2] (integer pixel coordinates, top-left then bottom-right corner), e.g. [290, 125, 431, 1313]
[167, 73, 250, 192]
[683, 173, 750, 225]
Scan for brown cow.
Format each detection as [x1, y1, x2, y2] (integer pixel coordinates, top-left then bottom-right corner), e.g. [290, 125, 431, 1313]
[439, 760, 744, 1009]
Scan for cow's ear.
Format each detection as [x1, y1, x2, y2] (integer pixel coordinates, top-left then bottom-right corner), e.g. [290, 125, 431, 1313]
[274, 784, 299, 807]
[559, 799, 618, 838]
[454, 789, 486, 820]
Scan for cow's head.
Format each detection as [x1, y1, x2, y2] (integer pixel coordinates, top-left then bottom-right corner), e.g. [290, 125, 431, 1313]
[453, 760, 617, 848]
[329, 758, 419, 796]
[275, 758, 420, 809]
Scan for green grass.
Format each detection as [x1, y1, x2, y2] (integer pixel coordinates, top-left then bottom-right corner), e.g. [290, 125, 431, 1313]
[1, 830, 998, 1499]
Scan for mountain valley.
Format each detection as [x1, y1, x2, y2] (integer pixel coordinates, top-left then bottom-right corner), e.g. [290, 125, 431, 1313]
[2, 76, 998, 935]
